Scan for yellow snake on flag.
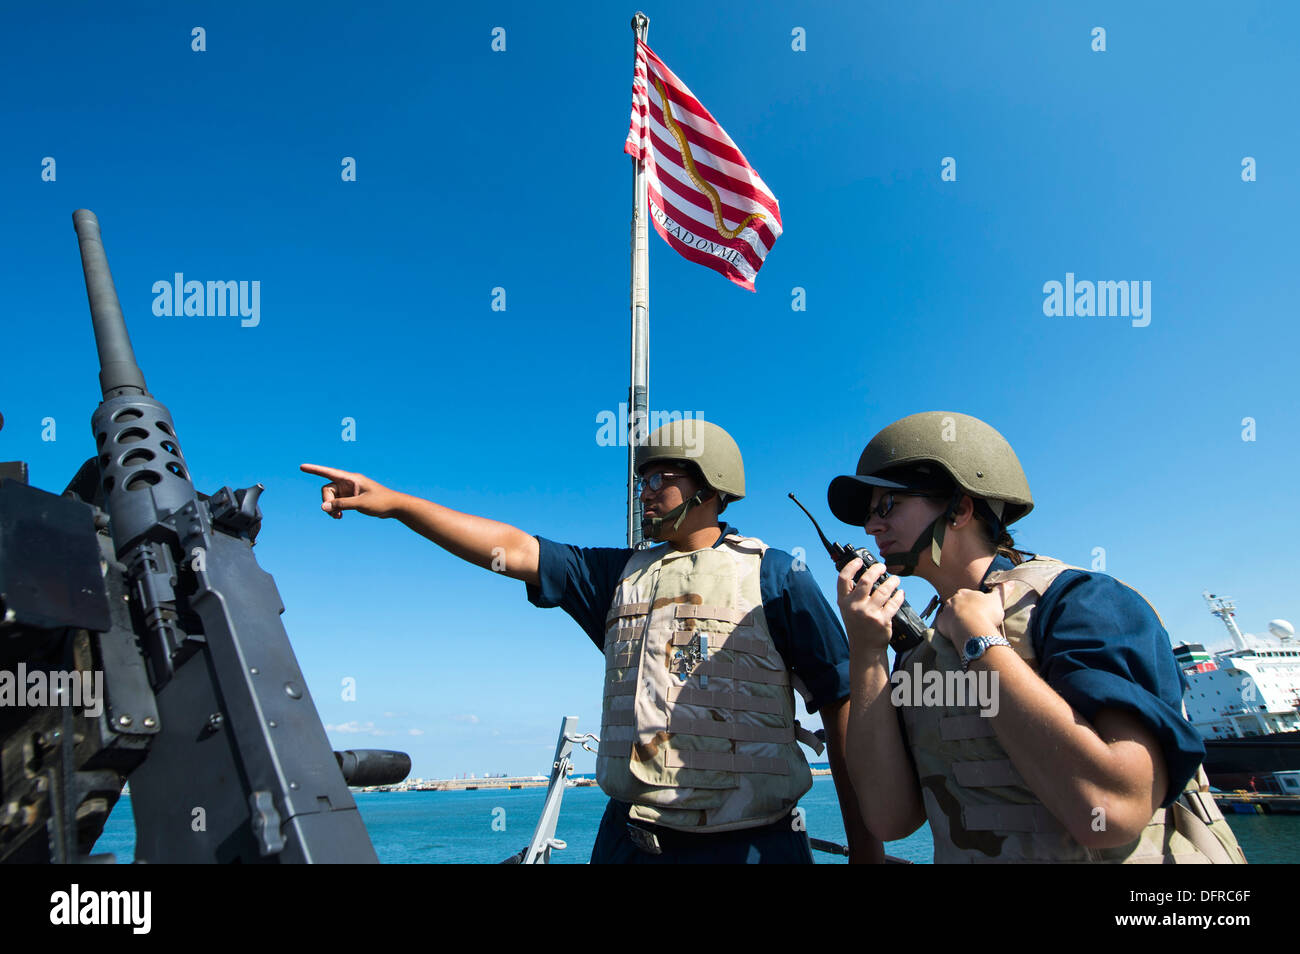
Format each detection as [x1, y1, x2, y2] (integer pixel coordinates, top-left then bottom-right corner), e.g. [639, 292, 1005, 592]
[652, 76, 765, 241]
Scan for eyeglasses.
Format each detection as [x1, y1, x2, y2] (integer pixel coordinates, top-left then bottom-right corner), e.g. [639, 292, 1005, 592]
[636, 472, 691, 495]
[868, 492, 946, 520]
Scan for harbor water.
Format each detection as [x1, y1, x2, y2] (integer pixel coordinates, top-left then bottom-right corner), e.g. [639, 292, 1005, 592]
[93, 776, 1297, 864]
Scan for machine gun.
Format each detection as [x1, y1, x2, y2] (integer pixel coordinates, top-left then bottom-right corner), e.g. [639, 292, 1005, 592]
[0, 210, 409, 863]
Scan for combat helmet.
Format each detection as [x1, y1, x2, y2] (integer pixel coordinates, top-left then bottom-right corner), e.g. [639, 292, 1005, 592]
[636, 418, 744, 539]
[827, 412, 1032, 573]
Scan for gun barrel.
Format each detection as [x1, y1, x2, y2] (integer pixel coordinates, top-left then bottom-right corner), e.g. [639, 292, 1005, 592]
[334, 749, 412, 788]
[72, 209, 147, 398]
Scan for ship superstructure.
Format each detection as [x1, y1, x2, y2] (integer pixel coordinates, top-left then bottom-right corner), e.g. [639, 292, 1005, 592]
[1173, 594, 1300, 791]
[1175, 594, 1300, 740]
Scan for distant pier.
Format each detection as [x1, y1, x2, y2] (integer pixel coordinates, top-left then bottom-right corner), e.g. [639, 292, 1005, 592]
[361, 766, 835, 793]
[1213, 791, 1300, 815]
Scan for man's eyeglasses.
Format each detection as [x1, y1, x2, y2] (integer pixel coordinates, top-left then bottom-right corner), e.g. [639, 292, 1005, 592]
[636, 472, 691, 495]
[868, 492, 946, 520]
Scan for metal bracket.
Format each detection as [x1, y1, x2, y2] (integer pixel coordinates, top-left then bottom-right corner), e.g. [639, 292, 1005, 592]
[565, 732, 600, 755]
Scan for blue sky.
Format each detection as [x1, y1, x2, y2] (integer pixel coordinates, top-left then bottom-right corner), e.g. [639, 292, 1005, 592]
[3, 1, 1296, 777]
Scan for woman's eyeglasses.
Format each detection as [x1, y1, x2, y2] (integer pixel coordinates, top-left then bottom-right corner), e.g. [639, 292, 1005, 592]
[868, 492, 945, 519]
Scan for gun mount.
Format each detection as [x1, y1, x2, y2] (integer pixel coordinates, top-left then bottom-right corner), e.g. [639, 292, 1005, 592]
[0, 211, 408, 863]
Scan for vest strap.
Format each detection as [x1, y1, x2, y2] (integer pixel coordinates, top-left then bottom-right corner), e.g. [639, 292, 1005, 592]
[1170, 799, 1241, 864]
[953, 759, 1024, 788]
[1181, 790, 1214, 826]
[665, 685, 786, 715]
[599, 721, 795, 745]
[693, 659, 790, 686]
[701, 632, 770, 656]
[606, 666, 789, 693]
[939, 714, 996, 741]
[606, 650, 638, 672]
[962, 804, 1062, 833]
[606, 602, 652, 628]
[674, 604, 748, 624]
[795, 722, 825, 755]
[665, 749, 790, 776]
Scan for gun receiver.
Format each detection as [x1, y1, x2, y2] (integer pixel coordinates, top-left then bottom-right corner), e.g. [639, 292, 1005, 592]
[787, 493, 926, 652]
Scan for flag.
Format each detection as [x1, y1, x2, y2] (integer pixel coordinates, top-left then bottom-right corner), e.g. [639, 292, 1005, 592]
[625, 39, 782, 291]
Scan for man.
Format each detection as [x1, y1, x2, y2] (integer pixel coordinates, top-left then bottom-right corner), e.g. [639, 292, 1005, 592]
[302, 418, 878, 863]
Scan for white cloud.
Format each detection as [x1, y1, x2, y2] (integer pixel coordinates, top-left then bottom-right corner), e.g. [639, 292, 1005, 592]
[408, 728, 425, 736]
[453, 714, 480, 725]
[326, 721, 390, 736]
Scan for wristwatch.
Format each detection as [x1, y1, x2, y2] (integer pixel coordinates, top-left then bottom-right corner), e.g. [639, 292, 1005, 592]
[960, 634, 1011, 671]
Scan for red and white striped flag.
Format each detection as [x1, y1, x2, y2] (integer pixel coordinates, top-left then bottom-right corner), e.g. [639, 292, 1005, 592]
[624, 39, 782, 291]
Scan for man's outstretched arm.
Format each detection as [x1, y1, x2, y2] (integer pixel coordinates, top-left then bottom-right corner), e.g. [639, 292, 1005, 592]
[300, 463, 540, 585]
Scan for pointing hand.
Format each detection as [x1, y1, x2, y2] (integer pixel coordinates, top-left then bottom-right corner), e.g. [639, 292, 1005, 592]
[299, 463, 398, 519]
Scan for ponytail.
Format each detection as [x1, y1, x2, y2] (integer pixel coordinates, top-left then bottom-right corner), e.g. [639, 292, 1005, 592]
[993, 528, 1028, 566]
[972, 503, 1028, 566]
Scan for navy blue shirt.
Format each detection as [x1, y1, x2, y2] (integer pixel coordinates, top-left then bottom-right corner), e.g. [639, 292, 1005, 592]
[525, 524, 851, 713]
[976, 555, 1204, 807]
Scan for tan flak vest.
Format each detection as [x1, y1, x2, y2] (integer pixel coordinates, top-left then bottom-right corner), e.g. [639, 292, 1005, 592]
[597, 532, 819, 832]
[898, 554, 1248, 863]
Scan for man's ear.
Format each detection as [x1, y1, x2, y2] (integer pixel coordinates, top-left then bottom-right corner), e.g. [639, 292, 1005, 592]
[696, 485, 724, 514]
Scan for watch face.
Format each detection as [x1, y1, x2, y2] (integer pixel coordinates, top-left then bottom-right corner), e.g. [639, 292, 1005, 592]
[963, 637, 982, 658]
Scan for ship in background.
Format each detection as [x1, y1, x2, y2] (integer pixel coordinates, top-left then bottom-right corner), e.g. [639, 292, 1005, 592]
[1173, 593, 1300, 794]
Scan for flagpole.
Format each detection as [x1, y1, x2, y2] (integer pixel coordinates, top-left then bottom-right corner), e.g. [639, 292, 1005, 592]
[628, 10, 650, 548]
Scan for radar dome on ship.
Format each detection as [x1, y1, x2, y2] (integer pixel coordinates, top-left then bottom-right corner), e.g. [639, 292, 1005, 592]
[1267, 620, 1294, 639]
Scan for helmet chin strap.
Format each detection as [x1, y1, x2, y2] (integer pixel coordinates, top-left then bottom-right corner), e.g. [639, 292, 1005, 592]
[641, 491, 706, 541]
[881, 493, 962, 575]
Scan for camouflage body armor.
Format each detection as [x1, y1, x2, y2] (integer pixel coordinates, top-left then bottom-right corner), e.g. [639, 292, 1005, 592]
[597, 532, 816, 832]
[899, 555, 1247, 863]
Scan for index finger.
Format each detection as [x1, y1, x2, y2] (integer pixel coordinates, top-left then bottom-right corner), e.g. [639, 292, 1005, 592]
[300, 463, 349, 479]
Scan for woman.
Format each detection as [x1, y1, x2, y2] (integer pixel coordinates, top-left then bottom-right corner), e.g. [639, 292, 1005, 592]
[827, 411, 1245, 863]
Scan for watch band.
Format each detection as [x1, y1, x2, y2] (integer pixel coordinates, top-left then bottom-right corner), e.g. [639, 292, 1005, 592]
[961, 634, 1011, 671]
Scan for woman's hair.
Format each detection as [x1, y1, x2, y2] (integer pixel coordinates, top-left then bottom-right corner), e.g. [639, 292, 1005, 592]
[971, 506, 1028, 566]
